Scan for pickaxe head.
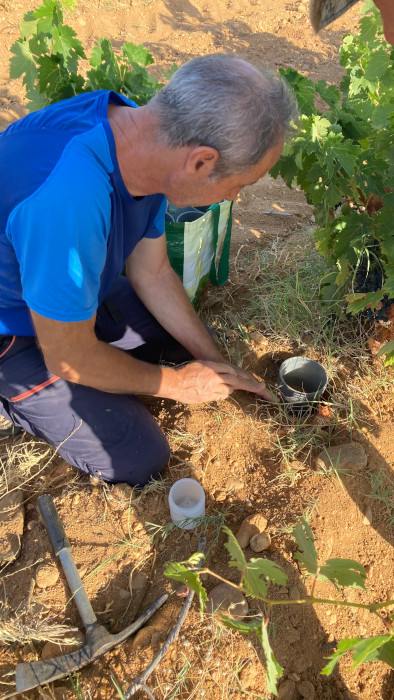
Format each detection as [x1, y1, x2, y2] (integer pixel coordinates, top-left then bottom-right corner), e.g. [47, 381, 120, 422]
[14, 594, 167, 693]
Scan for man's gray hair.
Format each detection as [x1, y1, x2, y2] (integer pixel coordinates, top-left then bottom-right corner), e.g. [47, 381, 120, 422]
[149, 54, 298, 179]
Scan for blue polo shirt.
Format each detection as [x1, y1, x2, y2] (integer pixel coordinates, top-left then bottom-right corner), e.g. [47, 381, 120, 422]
[0, 90, 166, 336]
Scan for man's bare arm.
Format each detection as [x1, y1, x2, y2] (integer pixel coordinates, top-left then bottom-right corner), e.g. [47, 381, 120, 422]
[126, 234, 225, 363]
[29, 311, 253, 403]
[126, 236, 274, 402]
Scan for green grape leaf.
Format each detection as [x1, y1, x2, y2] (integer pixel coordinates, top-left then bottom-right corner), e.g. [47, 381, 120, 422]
[219, 615, 262, 635]
[164, 561, 208, 605]
[346, 290, 383, 313]
[324, 137, 360, 178]
[315, 80, 340, 108]
[365, 46, 392, 82]
[377, 340, 394, 366]
[279, 67, 316, 116]
[37, 54, 62, 93]
[9, 40, 37, 93]
[257, 621, 284, 695]
[359, 13, 380, 43]
[310, 116, 331, 142]
[19, 11, 38, 39]
[223, 526, 247, 572]
[122, 42, 154, 67]
[375, 638, 394, 667]
[292, 518, 318, 575]
[322, 635, 394, 675]
[244, 558, 287, 597]
[34, 0, 58, 19]
[62, 0, 78, 10]
[319, 558, 366, 589]
[51, 25, 85, 64]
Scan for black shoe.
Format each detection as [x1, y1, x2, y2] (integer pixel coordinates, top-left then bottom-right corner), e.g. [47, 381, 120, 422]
[0, 415, 22, 438]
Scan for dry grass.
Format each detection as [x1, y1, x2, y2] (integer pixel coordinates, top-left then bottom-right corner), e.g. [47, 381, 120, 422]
[0, 601, 78, 646]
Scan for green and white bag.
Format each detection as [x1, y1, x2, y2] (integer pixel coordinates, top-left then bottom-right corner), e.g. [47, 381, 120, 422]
[166, 200, 233, 310]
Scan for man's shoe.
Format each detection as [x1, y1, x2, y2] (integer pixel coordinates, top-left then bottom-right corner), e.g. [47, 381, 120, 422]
[0, 414, 22, 438]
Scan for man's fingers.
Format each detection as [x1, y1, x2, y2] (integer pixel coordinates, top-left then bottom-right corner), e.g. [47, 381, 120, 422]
[204, 361, 238, 377]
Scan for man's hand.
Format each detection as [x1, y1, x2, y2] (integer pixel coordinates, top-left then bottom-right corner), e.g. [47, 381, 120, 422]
[162, 360, 275, 404]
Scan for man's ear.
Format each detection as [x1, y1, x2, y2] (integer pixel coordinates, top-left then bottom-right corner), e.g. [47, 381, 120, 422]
[185, 146, 220, 177]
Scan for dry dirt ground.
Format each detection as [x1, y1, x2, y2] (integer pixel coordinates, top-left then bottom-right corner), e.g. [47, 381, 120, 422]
[0, 1, 394, 699]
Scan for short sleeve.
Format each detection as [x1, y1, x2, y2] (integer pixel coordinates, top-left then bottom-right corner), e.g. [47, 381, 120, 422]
[7, 136, 113, 323]
[145, 195, 167, 239]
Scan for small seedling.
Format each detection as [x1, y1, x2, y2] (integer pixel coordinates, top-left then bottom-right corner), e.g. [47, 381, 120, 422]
[164, 520, 394, 696]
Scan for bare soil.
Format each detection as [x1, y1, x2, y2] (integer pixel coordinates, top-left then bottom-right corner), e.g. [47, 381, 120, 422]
[0, 1, 393, 699]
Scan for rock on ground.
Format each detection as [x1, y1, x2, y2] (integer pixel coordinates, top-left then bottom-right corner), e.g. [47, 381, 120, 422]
[35, 563, 60, 588]
[298, 680, 315, 699]
[206, 582, 248, 620]
[315, 442, 367, 472]
[235, 513, 268, 548]
[278, 678, 301, 699]
[0, 490, 25, 563]
[41, 631, 85, 660]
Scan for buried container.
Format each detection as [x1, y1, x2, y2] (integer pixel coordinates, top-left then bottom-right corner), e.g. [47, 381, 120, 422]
[176, 210, 204, 223]
[277, 356, 328, 407]
[168, 478, 205, 530]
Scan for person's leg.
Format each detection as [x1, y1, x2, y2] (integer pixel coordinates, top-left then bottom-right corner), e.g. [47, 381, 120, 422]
[95, 276, 193, 364]
[0, 336, 169, 486]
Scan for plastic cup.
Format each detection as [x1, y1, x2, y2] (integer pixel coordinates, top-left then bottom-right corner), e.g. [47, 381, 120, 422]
[165, 212, 175, 223]
[277, 356, 328, 406]
[168, 478, 205, 530]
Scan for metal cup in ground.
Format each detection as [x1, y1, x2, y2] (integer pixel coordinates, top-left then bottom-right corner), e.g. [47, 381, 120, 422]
[277, 356, 328, 408]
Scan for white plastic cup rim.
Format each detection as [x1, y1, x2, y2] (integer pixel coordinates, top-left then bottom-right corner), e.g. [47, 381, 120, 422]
[168, 478, 205, 530]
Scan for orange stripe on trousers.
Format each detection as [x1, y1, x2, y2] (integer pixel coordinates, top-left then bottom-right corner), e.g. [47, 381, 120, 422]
[11, 375, 60, 403]
[0, 335, 16, 359]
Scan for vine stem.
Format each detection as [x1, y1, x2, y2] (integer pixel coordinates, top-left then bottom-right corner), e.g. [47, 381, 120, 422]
[197, 568, 394, 621]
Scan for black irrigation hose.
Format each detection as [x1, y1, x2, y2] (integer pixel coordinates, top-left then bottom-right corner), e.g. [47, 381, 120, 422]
[124, 536, 206, 700]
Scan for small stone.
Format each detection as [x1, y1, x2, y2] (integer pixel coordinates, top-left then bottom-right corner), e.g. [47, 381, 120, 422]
[298, 680, 315, 699]
[235, 513, 268, 548]
[214, 490, 227, 502]
[362, 507, 373, 526]
[27, 519, 38, 531]
[158, 542, 166, 552]
[249, 331, 266, 344]
[286, 623, 301, 643]
[278, 678, 299, 700]
[0, 490, 25, 563]
[129, 571, 148, 594]
[227, 477, 244, 492]
[288, 673, 300, 682]
[131, 625, 162, 651]
[249, 532, 271, 552]
[41, 631, 84, 660]
[35, 564, 60, 588]
[207, 583, 248, 620]
[315, 442, 367, 472]
[118, 588, 130, 600]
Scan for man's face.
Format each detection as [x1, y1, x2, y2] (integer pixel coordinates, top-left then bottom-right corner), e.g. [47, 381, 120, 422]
[166, 139, 284, 208]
